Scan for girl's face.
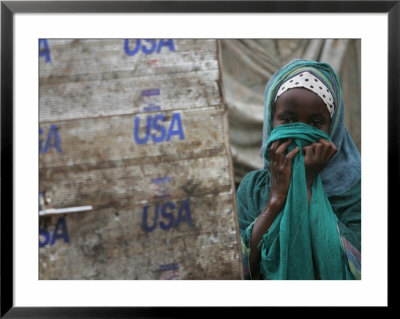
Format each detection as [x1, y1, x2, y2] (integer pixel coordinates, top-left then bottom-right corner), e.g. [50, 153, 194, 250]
[272, 87, 331, 134]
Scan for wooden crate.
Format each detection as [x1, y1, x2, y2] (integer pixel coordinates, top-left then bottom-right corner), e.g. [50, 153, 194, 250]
[39, 39, 243, 279]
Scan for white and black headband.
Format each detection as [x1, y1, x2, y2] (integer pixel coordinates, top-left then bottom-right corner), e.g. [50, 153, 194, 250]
[275, 71, 335, 117]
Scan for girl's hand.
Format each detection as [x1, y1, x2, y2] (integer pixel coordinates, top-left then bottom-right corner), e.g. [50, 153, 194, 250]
[268, 139, 299, 211]
[303, 138, 337, 188]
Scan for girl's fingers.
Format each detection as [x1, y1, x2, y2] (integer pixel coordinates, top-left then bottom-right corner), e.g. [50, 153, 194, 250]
[303, 145, 314, 157]
[268, 140, 280, 155]
[318, 138, 329, 145]
[268, 142, 277, 161]
[285, 146, 299, 161]
[318, 139, 338, 159]
[269, 139, 292, 165]
[317, 139, 329, 158]
[276, 139, 292, 154]
[313, 143, 323, 158]
[271, 139, 337, 165]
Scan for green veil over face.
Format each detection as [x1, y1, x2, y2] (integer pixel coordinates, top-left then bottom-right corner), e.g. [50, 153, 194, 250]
[261, 59, 361, 196]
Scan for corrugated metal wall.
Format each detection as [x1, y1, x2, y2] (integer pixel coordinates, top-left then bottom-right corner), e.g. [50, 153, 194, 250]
[39, 39, 243, 280]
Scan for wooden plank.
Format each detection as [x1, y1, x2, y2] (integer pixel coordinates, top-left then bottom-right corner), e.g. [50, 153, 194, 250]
[39, 107, 225, 169]
[39, 154, 232, 210]
[39, 192, 241, 280]
[39, 70, 220, 122]
[39, 39, 217, 78]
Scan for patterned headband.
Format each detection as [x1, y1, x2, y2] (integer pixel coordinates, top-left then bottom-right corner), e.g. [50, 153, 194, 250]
[274, 71, 335, 117]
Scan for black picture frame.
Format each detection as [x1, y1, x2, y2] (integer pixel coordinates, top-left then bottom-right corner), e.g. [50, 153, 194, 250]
[1, 1, 396, 317]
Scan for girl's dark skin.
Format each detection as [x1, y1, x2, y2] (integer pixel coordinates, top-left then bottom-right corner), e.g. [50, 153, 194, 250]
[249, 87, 338, 279]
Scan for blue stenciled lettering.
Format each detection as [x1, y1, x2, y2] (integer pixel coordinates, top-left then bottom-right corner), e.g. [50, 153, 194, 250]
[142, 39, 157, 54]
[141, 88, 160, 97]
[124, 39, 141, 56]
[157, 39, 175, 53]
[50, 217, 70, 246]
[160, 263, 179, 271]
[141, 205, 159, 232]
[159, 202, 176, 230]
[39, 127, 44, 153]
[166, 113, 185, 141]
[39, 227, 51, 248]
[133, 113, 184, 144]
[151, 114, 167, 143]
[141, 200, 193, 233]
[39, 217, 69, 248]
[124, 39, 175, 56]
[152, 177, 171, 184]
[134, 115, 152, 144]
[40, 125, 63, 154]
[39, 39, 51, 62]
[152, 176, 171, 199]
[175, 199, 192, 228]
[143, 105, 161, 112]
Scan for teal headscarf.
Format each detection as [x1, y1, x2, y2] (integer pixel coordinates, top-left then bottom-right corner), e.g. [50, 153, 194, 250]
[236, 59, 361, 280]
[261, 59, 361, 196]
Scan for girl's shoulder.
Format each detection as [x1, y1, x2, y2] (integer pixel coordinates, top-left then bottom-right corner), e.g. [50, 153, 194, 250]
[237, 169, 268, 193]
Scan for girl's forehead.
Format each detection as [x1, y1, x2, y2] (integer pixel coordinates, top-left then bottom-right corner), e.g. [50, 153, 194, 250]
[274, 87, 330, 116]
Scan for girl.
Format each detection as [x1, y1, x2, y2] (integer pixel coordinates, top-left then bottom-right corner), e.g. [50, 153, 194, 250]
[237, 59, 361, 280]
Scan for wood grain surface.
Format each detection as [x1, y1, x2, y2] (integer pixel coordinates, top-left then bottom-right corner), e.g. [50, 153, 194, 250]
[39, 39, 243, 280]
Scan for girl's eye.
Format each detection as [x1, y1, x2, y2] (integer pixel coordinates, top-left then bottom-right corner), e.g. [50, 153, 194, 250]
[310, 120, 322, 127]
[282, 118, 294, 123]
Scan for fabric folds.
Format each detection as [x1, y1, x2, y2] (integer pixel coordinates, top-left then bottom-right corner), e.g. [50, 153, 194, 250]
[258, 122, 352, 279]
